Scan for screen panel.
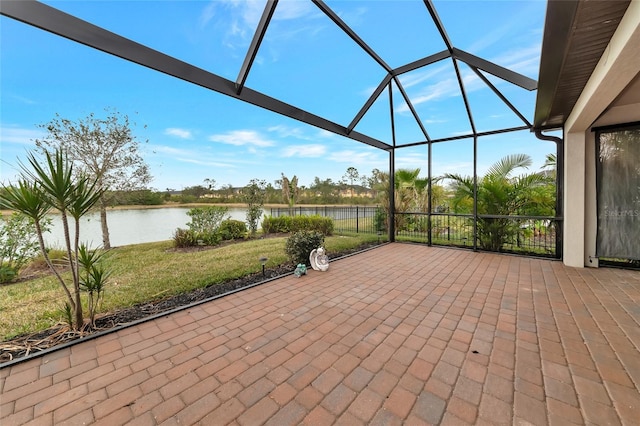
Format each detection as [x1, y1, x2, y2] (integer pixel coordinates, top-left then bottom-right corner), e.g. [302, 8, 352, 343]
[596, 125, 640, 260]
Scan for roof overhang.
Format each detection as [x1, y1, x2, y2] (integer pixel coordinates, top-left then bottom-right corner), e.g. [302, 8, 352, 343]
[533, 0, 632, 130]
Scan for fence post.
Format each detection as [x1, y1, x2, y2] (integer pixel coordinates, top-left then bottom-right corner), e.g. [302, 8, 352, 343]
[356, 206, 359, 233]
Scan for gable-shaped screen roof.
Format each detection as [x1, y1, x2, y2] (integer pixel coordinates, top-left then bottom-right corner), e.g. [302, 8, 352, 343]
[1, 0, 540, 152]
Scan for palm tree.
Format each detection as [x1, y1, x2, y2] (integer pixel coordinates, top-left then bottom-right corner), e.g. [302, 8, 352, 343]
[444, 154, 554, 251]
[373, 168, 425, 234]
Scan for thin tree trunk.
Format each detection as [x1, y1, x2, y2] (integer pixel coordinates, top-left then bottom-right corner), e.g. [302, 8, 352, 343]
[100, 199, 111, 249]
[34, 220, 75, 311]
[73, 216, 83, 330]
[60, 211, 83, 329]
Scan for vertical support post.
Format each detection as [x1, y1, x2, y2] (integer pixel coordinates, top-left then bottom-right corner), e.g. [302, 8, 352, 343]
[388, 83, 397, 242]
[389, 149, 395, 241]
[427, 141, 433, 246]
[473, 134, 478, 251]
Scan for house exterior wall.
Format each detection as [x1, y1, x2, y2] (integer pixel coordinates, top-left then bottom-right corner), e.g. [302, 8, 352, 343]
[562, 2, 640, 267]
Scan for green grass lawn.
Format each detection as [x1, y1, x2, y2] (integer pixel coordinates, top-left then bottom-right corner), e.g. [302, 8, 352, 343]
[0, 233, 379, 340]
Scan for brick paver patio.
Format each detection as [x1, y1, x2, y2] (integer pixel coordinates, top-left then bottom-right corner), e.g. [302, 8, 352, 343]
[1, 243, 639, 425]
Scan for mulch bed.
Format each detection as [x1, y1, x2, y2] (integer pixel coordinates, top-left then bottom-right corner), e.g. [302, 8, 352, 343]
[0, 242, 380, 365]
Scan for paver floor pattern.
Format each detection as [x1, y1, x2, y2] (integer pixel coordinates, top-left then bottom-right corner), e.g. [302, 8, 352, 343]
[1, 244, 639, 425]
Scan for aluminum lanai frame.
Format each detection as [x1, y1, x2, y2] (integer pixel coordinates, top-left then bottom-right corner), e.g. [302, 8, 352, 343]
[1, 0, 546, 250]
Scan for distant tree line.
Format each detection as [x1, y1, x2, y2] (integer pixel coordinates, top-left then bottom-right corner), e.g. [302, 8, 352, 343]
[164, 168, 382, 206]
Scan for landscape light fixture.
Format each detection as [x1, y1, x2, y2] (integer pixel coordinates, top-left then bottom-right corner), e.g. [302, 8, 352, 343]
[259, 256, 268, 277]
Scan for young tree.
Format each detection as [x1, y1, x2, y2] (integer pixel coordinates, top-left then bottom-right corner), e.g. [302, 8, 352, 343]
[203, 178, 217, 192]
[342, 167, 360, 198]
[310, 177, 340, 204]
[182, 185, 208, 198]
[35, 109, 152, 249]
[219, 183, 235, 202]
[265, 182, 280, 204]
[242, 179, 267, 236]
[280, 173, 300, 208]
[0, 149, 106, 329]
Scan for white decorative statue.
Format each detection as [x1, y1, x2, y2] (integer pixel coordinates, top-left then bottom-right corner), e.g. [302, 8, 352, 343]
[309, 247, 329, 271]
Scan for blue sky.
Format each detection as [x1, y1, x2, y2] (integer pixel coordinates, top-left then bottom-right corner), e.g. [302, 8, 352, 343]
[1, 0, 556, 191]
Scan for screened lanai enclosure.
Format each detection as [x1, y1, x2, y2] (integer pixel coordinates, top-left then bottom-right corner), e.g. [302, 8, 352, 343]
[1, 0, 561, 258]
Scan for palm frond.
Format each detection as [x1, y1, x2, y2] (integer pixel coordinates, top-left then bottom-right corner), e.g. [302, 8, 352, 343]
[485, 154, 532, 180]
[0, 180, 51, 221]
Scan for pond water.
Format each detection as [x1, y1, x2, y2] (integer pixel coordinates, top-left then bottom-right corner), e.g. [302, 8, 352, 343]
[43, 207, 257, 249]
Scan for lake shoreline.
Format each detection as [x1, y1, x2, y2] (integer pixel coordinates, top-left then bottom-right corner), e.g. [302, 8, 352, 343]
[2, 202, 375, 216]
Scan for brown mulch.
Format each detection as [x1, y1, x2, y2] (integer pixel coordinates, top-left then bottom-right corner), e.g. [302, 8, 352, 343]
[0, 242, 380, 365]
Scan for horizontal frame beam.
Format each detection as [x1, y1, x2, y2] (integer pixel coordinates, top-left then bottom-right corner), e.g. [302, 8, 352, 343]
[453, 48, 538, 91]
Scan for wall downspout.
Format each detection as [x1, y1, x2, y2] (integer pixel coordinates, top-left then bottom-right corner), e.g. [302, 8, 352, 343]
[534, 129, 564, 260]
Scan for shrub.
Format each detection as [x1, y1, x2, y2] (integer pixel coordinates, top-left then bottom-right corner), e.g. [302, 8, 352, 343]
[262, 215, 333, 236]
[0, 212, 50, 283]
[187, 206, 229, 234]
[199, 231, 221, 246]
[0, 266, 17, 284]
[173, 206, 230, 247]
[219, 220, 247, 241]
[261, 215, 291, 234]
[242, 179, 266, 236]
[285, 230, 325, 266]
[374, 207, 386, 232]
[173, 228, 222, 247]
[308, 216, 334, 236]
[173, 228, 197, 248]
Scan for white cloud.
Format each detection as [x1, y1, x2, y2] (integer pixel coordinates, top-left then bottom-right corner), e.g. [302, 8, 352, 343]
[151, 145, 191, 156]
[199, 0, 318, 52]
[0, 126, 43, 145]
[336, 6, 368, 27]
[267, 125, 338, 142]
[398, 64, 449, 90]
[209, 130, 275, 147]
[151, 145, 234, 168]
[424, 118, 448, 124]
[273, 1, 315, 21]
[327, 150, 382, 165]
[395, 153, 428, 170]
[199, 0, 265, 48]
[432, 161, 474, 178]
[492, 44, 542, 77]
[281, 144, 326, 158]
[10, 95, 37, 105]
[466, 3, 542, 55]
[179, 158, 235, 168]
[268, 125, 310, 140]
[164, 128, 193, 139]
[316, 129, 338, 139]
[396, 77, 459, 113]
[198, 2, 216, 28]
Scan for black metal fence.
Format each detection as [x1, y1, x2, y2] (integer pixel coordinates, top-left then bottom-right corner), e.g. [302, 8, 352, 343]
[396, 212, 560, 258]
[269, 206, 380, 234]
[269, 206, 561, 258]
